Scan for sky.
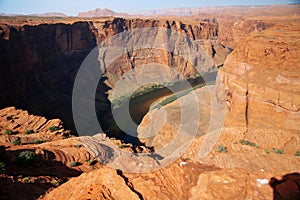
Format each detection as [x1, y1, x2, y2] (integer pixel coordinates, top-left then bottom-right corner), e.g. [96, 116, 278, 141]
[0, 0, 299, 16]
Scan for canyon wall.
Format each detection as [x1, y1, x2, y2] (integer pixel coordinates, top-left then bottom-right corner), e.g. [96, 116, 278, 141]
[216, 26, 300, 132]
[0, 17, 230, 133]
[0, 22, 99, 132]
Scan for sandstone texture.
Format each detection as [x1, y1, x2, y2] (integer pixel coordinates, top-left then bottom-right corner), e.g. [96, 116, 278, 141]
[1, 5, 300, 200]
[0, 17, 230, 134]
[0, 107, 71, 144]
[216, 24, 300, 132]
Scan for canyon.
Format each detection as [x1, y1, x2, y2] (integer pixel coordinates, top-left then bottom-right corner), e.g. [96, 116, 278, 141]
[0, 5, 300, 200]
[0, 16, 229, 135]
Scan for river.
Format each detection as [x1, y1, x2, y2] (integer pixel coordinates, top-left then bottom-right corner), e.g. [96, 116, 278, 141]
[100, 71, 218, 145]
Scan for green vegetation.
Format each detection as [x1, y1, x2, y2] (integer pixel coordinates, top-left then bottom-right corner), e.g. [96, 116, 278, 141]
[50, 180, 60, 187]
[33, 139, 44, 144]
[85, 159, 97, 166]
[23, 177, 35, 183]
[69, 161, 80, 167]
[24, 129, 34, 135]
[73, 144, 82, 148]
[112, 83, 166, 108]
[239, 140, 259, 148]
[4, 129, 13, 135]
[15, 151, 36, 166]
[12, 137, 21, 145]
[111, 72, 213, 108]
[151, 95, 178, 110]
[271, 148, 284, 154]
[151, 82, 213, 110]
[264, 149, 270, 154]
[48, 126, 59, 132]
[216, 145, 228, 153]
[0, 162, 6, 173]
[119, 143, 130, 148]
[295, 151, 300, 157]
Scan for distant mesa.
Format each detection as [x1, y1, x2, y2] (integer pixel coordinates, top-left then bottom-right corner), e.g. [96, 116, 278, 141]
[77, 8, 128, 18]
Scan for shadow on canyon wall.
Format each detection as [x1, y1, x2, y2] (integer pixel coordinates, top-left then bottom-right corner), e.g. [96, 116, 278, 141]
[0, 22, 106, 134]
[270, 172, 300, 200]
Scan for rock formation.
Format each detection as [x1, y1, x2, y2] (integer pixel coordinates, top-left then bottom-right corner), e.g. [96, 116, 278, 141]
[1, 5, 300, 199]
[0, 17, 230, 134]
[78, 8, 128, 18]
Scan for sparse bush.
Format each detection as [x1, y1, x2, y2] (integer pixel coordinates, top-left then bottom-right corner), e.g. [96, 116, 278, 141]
[295, 151, 300, 157]
[119, 143, 130, 148]
[0, 162, 6, 173]
[69, 161, 80, 167]
[264, 149, 270, 154]
[50, 180, 60, 186]
[23, 177, 35, 183]
[73, 144, 82, 148]
[48, 126, 59, 132]
[33, 139, 44, 144]
[4, 129, 13, 135]
[239, 140, 259, 148]
[86, 159, 97, 166]
[15, 151, 36, 166]
[24, 129, 34, 135]
[12, 137, 21, 145]
[271, 148, 284, 154]
[216, 145, 228, 153]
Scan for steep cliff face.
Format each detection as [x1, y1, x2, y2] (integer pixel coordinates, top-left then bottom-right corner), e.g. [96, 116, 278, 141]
[0, 22, 98, 132]
[216, 27, 300, 132]
[92, 18, 229, 86]
[0, 17, 230, 133]
[217, 18, 275, 48]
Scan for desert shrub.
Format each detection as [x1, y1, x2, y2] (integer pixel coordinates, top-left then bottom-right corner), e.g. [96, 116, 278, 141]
[69, 161, 80, 167]
[239, 140, 259, 148]
[73, 144, 82, 148]
[295, 151, 300, 157]
[15, 151, 36, 166]
[23, 177, 35, 183]
[50, 180, 60, 186]
[0, 162, 6, 173]
[4, 129, 13, 135]
[264, 149, 270, 154]
[85, 159, 97, 166]
[216, 145, 228, 153]
[12, 137, 21, 145]
[271, 148, 284, 154]
[24, 129, 34, 135]
[33, 139, 44, 144]
[48, 126, 59, 132]
[119, 143, 130, 148]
